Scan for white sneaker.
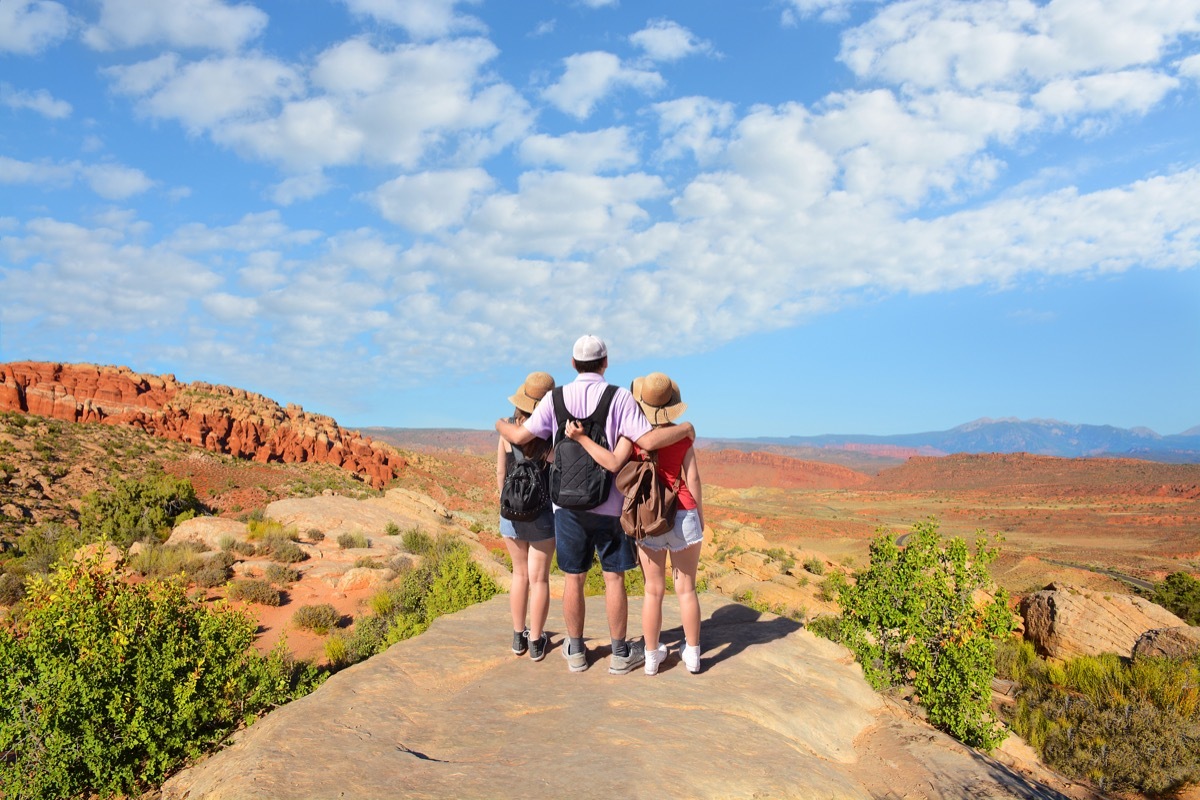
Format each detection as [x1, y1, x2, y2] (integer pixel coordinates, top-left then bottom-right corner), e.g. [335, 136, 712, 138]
[644, 642, 668, 676]
[681, 643, 701, 673]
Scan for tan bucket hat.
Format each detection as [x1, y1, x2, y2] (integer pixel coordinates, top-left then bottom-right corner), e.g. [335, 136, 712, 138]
[508, 371, 555, 414]
[631, 372, 687, 425]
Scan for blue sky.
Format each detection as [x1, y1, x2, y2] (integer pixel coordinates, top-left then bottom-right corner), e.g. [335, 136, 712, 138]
[1, 0, 1198, 438]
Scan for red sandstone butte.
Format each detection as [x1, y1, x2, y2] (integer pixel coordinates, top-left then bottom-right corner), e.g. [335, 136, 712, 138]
[0, 362, 405, 489]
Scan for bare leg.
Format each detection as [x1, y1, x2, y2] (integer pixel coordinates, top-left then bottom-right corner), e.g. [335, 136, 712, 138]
[639, 545, 668, 649]
[527, 537, 555, 639]
[505, 538, 530, 633]
[563, 572, 587, 640]
[670, 542, 703, 647]
[602, 570, 629, 642]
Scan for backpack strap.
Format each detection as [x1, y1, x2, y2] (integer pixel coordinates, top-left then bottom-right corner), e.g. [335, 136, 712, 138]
[551, 386, 571, 444]
[552, 384, 618, 442]
[587, 384, 618, 426]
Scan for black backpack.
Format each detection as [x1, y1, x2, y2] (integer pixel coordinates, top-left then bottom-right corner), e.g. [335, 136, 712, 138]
[500, 445, 549, 521]
[549, 384, 618, 511]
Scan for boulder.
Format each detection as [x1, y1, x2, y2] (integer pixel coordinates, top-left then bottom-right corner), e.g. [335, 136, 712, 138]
[1133, 626, 1200, 660]
[167, 516, 249, 550]
[1020, 582, 1185, 659]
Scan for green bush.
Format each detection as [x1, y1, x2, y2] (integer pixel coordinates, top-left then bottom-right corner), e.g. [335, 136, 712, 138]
[191, 560, 232, 589]
[401, 527, 433, 554]
[385, 521, 401, 536]
[305, 528, 325, 543]
[803, 557, 826, 575]
[331, 539, 499, 668]
[226, 578, 281, 606]
[354, 556, 384, 569]
[337, 532, 370, 550]
[15, 522, 92, 574]
[128, 543, 208, 579]
[292, 603, 342, 635]
[79, 474, 203, 549]
[262, 536, 307, 564]
[815, 518, 1013, 750]
[246, 518, 295, 542]
[1151, 571, 1200, 625]
[264, 564, 300, 585]
[0, 570, 26, 606]
[1005, 641, 1200, 795]
[0, 559, 322, 799]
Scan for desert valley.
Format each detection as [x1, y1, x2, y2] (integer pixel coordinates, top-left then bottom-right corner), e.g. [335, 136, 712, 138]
[1, 361, 1197, 799]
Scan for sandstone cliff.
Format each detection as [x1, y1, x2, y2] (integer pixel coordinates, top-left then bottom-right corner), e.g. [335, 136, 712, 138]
[162, 595, 1076, 800]
[0, 362, 404, 488]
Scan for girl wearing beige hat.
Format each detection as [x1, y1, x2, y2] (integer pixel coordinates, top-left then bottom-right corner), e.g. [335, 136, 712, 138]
[565, 372, 705, 675]
[497, 371, 557, 661]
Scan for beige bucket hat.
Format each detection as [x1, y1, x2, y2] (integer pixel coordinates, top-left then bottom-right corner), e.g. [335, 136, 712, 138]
[508, 371, 555, 414]
[631, 372, 687, 425]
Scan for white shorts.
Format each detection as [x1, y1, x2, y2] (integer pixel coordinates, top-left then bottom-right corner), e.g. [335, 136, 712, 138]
[638, 508, 702, 552]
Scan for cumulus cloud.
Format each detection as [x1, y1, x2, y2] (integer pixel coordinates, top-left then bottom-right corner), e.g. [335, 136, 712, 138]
[84, 0, 268, 52]
[630, 19, 715, 62]
[0, 156, 153, 199]
[1032, 70, 1179, 121]
[81, 163, 155, 200]
[1181, 53, 1200, 81]
[0, 0, 70, 54]
[519, 128, 640, 173]
[271, 172, 333, 205]
[0, 156, 75, 188]
[542, 51, 663, 118]
[0, 82, 71, 118]
[653, 96, 736, 163]
[338, 0, 485, 40]
[369, 168, 495, 232]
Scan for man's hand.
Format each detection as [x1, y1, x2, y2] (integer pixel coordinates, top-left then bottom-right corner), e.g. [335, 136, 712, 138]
[496, 418, 534, 446]
[565, 420, 585, 440]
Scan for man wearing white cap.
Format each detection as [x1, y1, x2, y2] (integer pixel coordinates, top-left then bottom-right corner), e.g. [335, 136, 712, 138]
[496, 334, 694, 674]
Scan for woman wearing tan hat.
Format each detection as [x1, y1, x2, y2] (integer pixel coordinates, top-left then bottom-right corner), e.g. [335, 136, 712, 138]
[565, 372, 705, 675]
[497, 371, 556, 661]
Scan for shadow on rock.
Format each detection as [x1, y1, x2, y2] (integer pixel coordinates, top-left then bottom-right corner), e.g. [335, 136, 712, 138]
[659, 600, 802, 672]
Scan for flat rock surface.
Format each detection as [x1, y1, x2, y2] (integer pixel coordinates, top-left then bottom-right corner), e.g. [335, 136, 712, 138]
[163, 595, 1074, 800]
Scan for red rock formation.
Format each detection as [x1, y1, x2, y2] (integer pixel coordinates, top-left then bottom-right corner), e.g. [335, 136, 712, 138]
[0, 362, 405, 489]
[698, 449, 870, 490]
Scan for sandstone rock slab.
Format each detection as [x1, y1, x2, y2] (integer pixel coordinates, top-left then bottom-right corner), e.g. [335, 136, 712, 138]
[1133, 625, 1200, 660]
[1020, 583, 1185, 659]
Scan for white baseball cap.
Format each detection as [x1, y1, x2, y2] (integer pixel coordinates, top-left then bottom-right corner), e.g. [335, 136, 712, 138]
[572, 334, 607, 361]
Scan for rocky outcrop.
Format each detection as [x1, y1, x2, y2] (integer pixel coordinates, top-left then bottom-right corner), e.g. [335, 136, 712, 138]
[161, 595, 1072, 800]
[1133, 626, 1200, 660]
[0, 361, 404, 488]
[700, 449, 870, 490]
[1020, 583, 1186, 659]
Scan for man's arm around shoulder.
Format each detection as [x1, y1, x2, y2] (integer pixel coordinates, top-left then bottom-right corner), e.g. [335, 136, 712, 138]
[634, 421, 694, 451]
[496, 418, 535, 446]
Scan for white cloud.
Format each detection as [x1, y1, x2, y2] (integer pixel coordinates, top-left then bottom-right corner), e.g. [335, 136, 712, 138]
[542, 51, 664, 118]
[106, 54, 303, 133]
[84, 0, 268, 52]
[840, 0, 1200, 91]
[579, 0, 618, 7]
[519, 129, 640, 173]
[202, 292, 260, 321]
[0, 156, 75, 188]
[531, 19, 555, 37]
[0, 82, 71, 118]
[630, 19, 715, 62]
[1033, 70, 1179, 121]
[81, 163, 155, 199]
[0, 0, 69, 54]
[1181, 53, 1200, 81]
[780, 0, 877, 24]
[370, 168, 494, 232]
[338, 0, 485, 40]
[271, 172, 333, 205]
[653, 96, 736, 163]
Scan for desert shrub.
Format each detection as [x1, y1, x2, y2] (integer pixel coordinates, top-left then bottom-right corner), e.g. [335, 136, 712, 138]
[78, 474, 203, 549]
[292, 603, 341, 635]
[261, 535, 307, 564]
[305, 528, 325, 543]
[264, 564, 300, 585]
[331, 539, 498, 669]
[354, 556, 384, 569]
[191, 560, 232, 589]
[128, 544, 208, 579]
[0, 559, 322, 799]
[1151, 571, 1200, 625]
[218, 534, 236, 551]
[337, 531, 370, 550]
[815, 518, 1013, 750]
[385, 521, 401, 536]
[803, 557, 826, 576]
[1006, 642, 1200, 795]
[0, 570, 26, 606]
[401, 527, 433, 555]
[226, 578, 281, 606]
[229, 539, 256, 556]
[764, 548, 795, 571]
[491, 547, 513, 570]
[246, 517, 295, 542]
[14, 522, 90, 574]
[324, 634, 349, 666]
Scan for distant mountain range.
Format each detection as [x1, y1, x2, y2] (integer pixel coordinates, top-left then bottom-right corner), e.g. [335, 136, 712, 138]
[733, 418, 1200, 463]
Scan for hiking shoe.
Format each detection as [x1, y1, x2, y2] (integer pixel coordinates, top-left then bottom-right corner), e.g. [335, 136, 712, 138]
[529, 632, 549, 662]
[681, 643, 701, 673]
[512, 628, 529, 656]
[644, 642, 668, 676]
[562, 640, 588, 672]
[608, 640, 646, 675]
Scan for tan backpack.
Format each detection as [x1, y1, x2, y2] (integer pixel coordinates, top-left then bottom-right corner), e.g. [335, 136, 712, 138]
[615, 452, 680, 539]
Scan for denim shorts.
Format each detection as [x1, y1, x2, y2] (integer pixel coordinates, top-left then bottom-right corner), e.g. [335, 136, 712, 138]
[639, 508, 703, 552]
[499, 508, 555, 542]
[553, 509, 637, 574]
